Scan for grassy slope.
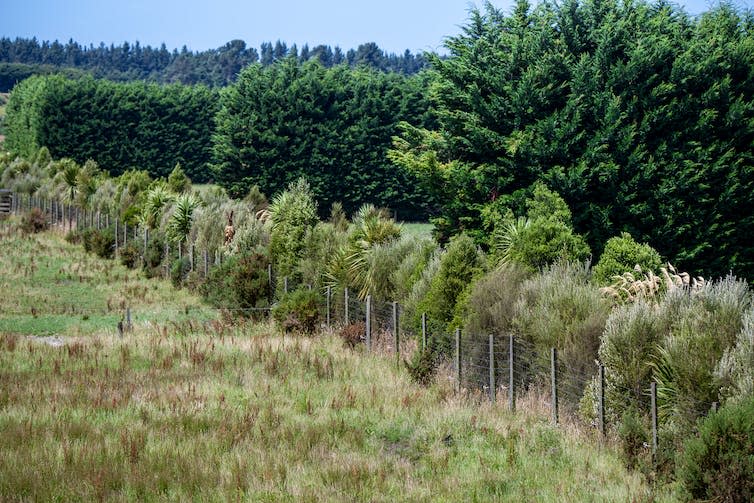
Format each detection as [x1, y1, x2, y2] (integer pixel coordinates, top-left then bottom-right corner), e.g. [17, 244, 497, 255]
[0, 229, 675, 501]
[0, 228, 213, 336]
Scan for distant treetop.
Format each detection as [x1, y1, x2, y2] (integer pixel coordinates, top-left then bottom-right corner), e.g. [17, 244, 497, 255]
[0, 36, 429, 91]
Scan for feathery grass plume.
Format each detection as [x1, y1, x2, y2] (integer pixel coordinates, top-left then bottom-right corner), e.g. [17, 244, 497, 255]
[601, 263, 706, 304]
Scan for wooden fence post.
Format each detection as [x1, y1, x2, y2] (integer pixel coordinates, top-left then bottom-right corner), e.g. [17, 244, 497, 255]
[365, 295, 372, 352]
[393, 301, 400, 364]
[551, 348, 559, 425]
[489, 334, 495, 403]
[421, 313, 427, 351]
[509, 335, 515, 412]
[455, 328, 461, 393]
[599, 364, 606, 436]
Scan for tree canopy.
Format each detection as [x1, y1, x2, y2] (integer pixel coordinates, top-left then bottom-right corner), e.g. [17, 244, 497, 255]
[212, 57, 437, 218]
[391, 0, 754, 280]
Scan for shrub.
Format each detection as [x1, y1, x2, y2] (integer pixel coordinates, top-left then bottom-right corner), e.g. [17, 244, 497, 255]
[391, 236, 437, 304]
[597, 300, 662, 421]
[462, 263, 530, 390]
[417, 233, 485, 354]
[81, 226, 115, 259]
[593, 232, 663, 286]
[232, 253, 271, 313]
[653, 277, 750, 429]
[21, 207, 48, 234]
[269, 178, 318, 283]
[616, 408, 651, 470]
[338, 322, 365, 349]
[463, 262, 531, 337]
[142, 231, 166, 277]
[678, 398, 754, 502]
[512, 261, 609, 402]
[716, 306, 754, 402]
[404, 346, 438, 386]
[170, 257, 191, 288]
[65, 229, 83, 244]
[167, 163, 191, 193]
[492, 183, 590, 270]
[272, 289, 321, 334]
[119, 241, 140, 269]
[299, 222, 347, 291]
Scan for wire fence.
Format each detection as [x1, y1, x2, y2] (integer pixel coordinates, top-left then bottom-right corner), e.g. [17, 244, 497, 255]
[1, 193, 722, 457]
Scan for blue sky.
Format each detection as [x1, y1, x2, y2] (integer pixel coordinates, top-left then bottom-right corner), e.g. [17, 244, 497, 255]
[1, 0, 751, 55]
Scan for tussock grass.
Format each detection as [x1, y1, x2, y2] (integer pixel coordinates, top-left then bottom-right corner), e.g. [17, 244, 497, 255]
[0, 323, 670, 501]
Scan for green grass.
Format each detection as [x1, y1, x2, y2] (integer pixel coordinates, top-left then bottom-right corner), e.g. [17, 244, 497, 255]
[0, 228, 677, 501]
[400, 222, 434, 240]
[0, 228, 214, 336]
[0, 326, 674, 502]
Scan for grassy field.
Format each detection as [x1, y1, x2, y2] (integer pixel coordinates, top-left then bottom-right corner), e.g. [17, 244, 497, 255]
[0, 226, 214, 337]
[0, 228, 676, 501]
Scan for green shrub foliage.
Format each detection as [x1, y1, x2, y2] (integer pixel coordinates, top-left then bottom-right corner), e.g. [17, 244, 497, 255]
[593, 233, 663, 286]
[269, 178, 319, 284]
[201, 252, 271, 318]
[513, 261, 609, 398]
[119, 242, 140, 269]
[416, 233, 484, 354]
[272, 289, 321, 334]
[679, 398, 754, 502]
[170, 257, 191, 288]
[81, 226, 115, 259]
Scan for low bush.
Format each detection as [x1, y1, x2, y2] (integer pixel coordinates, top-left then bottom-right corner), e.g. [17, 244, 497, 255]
[404, 346, 438, 386]
[65, 229, 82, 245]
[81, 226, 115, 259]
[416, 233, 485, 354]
[170, 257, 191, 288]
[200, 252, 271, 318]
[678, 398, 754, 502]
[142, 231, 166, 278]
[119, 241, 140, 269]
[593, 232, 663, 286]
[338, 322, 365, 349]
[272, 288, 321, 334]
[513, 261, 609, 399]
[21, 207, 48, 234]
[617, 408, 651, 470]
